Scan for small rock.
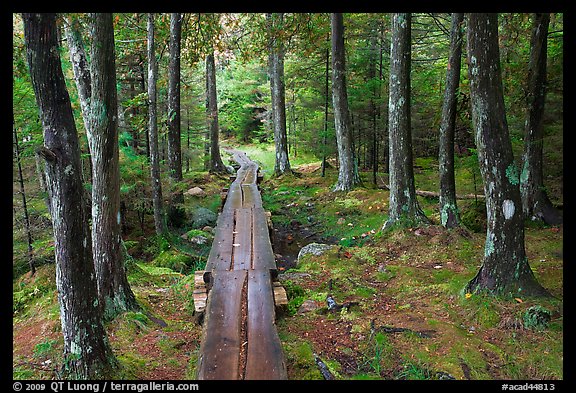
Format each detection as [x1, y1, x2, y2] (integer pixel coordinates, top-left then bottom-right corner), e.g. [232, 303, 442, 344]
[185, 187, 207, 197]
[298, 299, 319, 314]
[189, 235, 209, 245]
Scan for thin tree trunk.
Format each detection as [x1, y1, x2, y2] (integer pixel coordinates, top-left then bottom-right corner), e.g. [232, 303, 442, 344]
[147, 13, 166, 235]
[267, 13, 292, 176]
[23, 12, 116, 379]
[13, 118, 35, 275]
[321, 46, 329, 178]
[383, 13, 429, 230]
[206, 51, 227, 173]
[88, 13, 139, 319]
[331, 13, 360, 192]
[167, 12, 185, 226]
[520, 13, 562, 226]
[465, 13, 549, 297]
[438, 13, 464, 228]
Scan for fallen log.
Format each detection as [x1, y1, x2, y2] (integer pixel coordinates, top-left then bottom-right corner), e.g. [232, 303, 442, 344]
[314, 354, 335, 380]
[379, 325, 435, 338]
[379, 183, 484, 200]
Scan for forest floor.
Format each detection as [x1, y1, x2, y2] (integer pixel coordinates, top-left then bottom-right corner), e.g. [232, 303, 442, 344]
[12, 147, 563, 381]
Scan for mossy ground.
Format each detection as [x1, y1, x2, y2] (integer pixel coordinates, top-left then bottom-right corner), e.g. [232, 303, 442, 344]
[13, 141, 563, 380]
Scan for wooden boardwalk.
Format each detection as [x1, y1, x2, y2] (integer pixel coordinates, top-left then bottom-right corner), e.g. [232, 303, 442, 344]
[195, 151, 288, 380]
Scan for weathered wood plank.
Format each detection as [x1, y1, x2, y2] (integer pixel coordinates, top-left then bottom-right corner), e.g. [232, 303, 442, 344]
[197, 269, 247, 380]
[205, 209, 234, 271]
[226, 182, 243, 209]
[233, 208, 252, 271]
[245, 270, 287, 380]
[252, 206, 276, 271]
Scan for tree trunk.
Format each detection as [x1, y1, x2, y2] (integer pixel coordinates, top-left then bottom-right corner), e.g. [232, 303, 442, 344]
[167, 13, 185, 226]
[465, 13, 549, 297]
[321, 46, 329, 178]
[88, 13, 139, 319]
[13, 118, 35, 275]
[147, 13, 167, 235]
[520, 13, 562, 226]
[23, 12, 116, 379]
[62, 14, 93, 187]
[206, 51, 227, 173]
[267, 13, 292, 177]
[438, 13, 464, 229]
[331, 13, 360, 192]
[383, 13, 429, 230]
[63, 14, 92, 133]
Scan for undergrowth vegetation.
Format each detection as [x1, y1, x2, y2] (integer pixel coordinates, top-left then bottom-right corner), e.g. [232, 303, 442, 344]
[13, 138, 563, 380]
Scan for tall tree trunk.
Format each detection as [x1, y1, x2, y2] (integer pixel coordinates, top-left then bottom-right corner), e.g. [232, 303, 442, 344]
[321, 45, 329, 178]
[383, 13, 429, 230]
[167, 13, 186, 226]
[13, 118, 35, 275]
[88, 13, 139, 319]
[23, 12, 116, 379]
[368, 19, 380, 186]
[267, 13, 292, 176]
[438, 13, 464, 228]
[206, 51, 227, 173]
[62, 14, 93, 187]
[465, 13, 548, 297]
[520, 13, 562, 226]
[147, 13, 167, 235]
[331, 13, 360, 192]
[63, 14, 91, 133]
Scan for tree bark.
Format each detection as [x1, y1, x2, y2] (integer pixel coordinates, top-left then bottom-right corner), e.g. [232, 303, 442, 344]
[23, 12, 116, 379]
[465, 13, 548, 297]
[267, 13, 292, 177]
[383, 13, 429, 229]
[63, 14, 92, 133]
[88, 13, 139, 319]
[167, 13, 186, 226]
[438, 13, 464, 228]
[206, 51, 227, 173]
[147, 13, 167, 235]
[520, 13, 562, 226]
[331, 13, 360, 192]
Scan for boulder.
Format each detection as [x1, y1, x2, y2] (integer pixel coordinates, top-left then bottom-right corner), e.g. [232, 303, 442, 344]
[185, 186, 207, 197]
[191, 207, 218, 229]
[296, 243, 336, 266]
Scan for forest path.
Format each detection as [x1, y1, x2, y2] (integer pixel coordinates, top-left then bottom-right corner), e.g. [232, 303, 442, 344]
[195, 150, 288, 380]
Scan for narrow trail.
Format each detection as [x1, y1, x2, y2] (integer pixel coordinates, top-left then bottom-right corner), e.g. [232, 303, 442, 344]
[195, 150, 288, 380]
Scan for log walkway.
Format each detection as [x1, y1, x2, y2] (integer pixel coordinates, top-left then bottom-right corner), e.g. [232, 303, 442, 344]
[195, 150, 288, 380]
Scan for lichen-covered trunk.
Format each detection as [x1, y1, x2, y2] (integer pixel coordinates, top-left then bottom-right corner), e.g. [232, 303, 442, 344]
[167, 13, 185, 226]
[23, 12, 116, 379]
[88, 13, 139, 319]
[465, 13, 548, 297]
[206, 51, 227, 173]
[63, 14, 92, 134]
[438, 13, 464, 228]
[147, 13, 166, 235]
[267, 13, 292, 177]
[331, 13, 360, 192]
[520, 13, 562, 226]
[384, 13, 428, 229]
